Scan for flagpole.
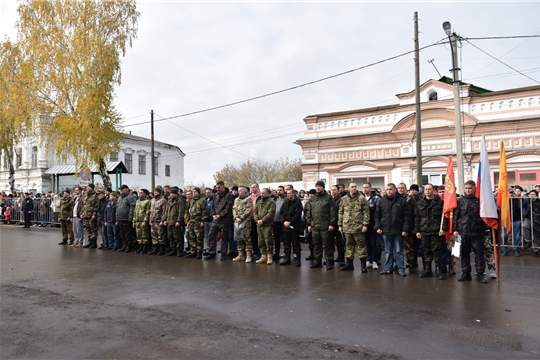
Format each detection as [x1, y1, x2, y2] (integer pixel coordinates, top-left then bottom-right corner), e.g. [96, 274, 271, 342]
[495, 210, 502, 286]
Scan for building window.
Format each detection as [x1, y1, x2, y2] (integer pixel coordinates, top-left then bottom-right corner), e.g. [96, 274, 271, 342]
[110, 152, 118, 161]
[153, 156, 158, 175]
[520, 173, 536, 182]
[429, 91, 438, 101]
[138, 155, 146, 175]
[165, 165, 170, 177]
[125, 153, 132, 173]
[16, 148, 22, 169]
[31, 146, 38, 168]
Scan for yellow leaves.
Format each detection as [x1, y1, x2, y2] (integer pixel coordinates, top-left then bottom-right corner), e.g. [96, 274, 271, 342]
[14, 0, 140, 169]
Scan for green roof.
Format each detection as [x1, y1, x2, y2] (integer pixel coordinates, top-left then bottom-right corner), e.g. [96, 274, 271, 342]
[438, 76, 492, 94]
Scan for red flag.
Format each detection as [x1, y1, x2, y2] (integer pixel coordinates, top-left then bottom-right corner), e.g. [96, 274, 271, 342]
[443, 156, 458, 216]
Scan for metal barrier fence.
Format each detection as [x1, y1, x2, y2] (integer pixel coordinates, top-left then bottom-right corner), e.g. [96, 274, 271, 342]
[503, 196, 540, 253]
[1, 197, 60, 227]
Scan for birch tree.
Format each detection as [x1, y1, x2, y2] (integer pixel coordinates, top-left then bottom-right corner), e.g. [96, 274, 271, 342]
[16, 0, 140, 188]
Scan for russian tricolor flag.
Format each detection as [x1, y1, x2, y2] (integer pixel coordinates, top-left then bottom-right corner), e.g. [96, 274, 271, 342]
[476, 135, 498, 228]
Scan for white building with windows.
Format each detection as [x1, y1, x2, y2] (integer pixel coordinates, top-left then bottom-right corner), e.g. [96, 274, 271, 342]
[296, 77, 540, 191]
[0, 133, 185, 193]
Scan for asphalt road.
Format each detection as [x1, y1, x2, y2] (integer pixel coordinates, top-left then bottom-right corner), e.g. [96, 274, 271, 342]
[1, 224, 539, 359]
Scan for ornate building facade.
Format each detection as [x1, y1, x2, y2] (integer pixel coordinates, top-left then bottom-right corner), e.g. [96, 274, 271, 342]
[296, 77, 540, 191]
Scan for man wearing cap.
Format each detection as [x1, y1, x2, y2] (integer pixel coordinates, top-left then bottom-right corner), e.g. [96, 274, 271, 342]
[254, 188, 276, 265]
[21, 192, 33, 228]
[306, 180, 337, 269]
[105, 192, 120, 250]
[58, 189, 74, 245]
[164, 187, 186, 257]
[204, 181, 234, 260]
[116, 184, 137, 252]
[148, 186, 167, 255]
[132, 189, 151, 253]
[186, 187, 208, 259]
[81, 184, 99, 248]
[97, 190, 109, 250]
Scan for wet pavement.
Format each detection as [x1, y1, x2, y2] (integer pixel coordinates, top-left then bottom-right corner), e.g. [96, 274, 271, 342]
[1, 224, 539, 359]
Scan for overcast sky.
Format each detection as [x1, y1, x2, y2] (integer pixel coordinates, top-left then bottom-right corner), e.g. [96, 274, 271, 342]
[2, 1, 540, 186]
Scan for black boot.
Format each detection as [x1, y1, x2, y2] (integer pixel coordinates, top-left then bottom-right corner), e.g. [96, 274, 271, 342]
[476, 273, 488, 284]
[436, 263, 445, 280]
[83, 242, 92, 248]
[140, 244, 149, 254]
[419, 261, 433, 278]
[295, 251, 301, 267]
[148, 245, 159, 255]
[177, 249, 184, 257]
[118, 243, 127, 252]
[124, 242, 132, 253]
[166, 248, 176, 256]
[157, 245, 166, 256]
[134, 244, 142, 254]
[186, 251, 196, 258]
[280, 254, 291, 266]
[305, 250, 315, 261]
[98, 243, 105, 250]
[458, 272, 472, 281]
[326, 260, 334, 270]
[58, 239, 68, 245]
[196, 251, 203, 259]
[360, 258, 368, 273]
[340, 258, 354, 271]
[336, 252, 345, 266]
[310, 259, 322, 268]
[90, 239, 97, 249]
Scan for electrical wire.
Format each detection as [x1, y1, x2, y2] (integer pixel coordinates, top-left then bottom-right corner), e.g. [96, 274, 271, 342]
[122, 39, 447, 128]
[462, 35, 540, 40]
[463, 39, 540, 85]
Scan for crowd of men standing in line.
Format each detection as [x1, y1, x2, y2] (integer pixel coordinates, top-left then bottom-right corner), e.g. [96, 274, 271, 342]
[49, 180, 540, 284]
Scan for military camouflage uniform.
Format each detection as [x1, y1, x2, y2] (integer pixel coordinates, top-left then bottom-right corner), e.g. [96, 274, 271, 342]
[484, 228, 495, 270]
[59, 195, 74, 242]
[165, 196, 185, 251]
[82, 189, 98, 244]
[233, 193, 253, 252]
[187, 195, 207, 253]
[338, 191, 370, 260]
[133, 198, 151, 245]
[150, 194, 167, 245]
[254, 197, 276, 255]
[306, 192, 337, 263]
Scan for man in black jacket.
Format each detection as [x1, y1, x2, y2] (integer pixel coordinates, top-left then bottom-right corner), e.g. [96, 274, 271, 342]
[280, 189, 303, 266]
[374, 183, 412, 276]
[453, 180, 488, 283]
[97, 190, 109, 250]
[21, 193, 33, 228]
[204, 181, 234, 260]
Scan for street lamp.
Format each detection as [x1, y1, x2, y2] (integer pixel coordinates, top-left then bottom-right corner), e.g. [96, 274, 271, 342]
[443, 21, 465, 194]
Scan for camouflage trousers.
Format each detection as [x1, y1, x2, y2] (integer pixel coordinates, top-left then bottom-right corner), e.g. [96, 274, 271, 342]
[151, 223, 165, 245]
[421, 234, 444, 263]
[484, 231, 495, 269]
[188, 221, 205, 252]
[404, 234, 420, 267]
[257, 225, 274, 254]
[236, 221, 252, 252]
[85, 217, 99, 240]
[60, 219, 74, 241]
[167, 225, 184, 250]
[344, 232, 367, 260]
[135, 222, 150, 244]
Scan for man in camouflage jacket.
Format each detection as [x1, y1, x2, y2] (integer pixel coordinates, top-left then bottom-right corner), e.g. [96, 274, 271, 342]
[186, 187, 207, 259]
[82, 183, 98, 248]
[149, 186, 168, 256]
[133, 189, 151, 254]
[58, 189, 74, 245]
[232, 186, 253, 262]
[164, 187, 186, 257]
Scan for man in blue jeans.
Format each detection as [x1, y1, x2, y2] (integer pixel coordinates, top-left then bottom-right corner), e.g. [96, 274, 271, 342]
[502, 186, 527, 256]
[374, 183, 412, 277]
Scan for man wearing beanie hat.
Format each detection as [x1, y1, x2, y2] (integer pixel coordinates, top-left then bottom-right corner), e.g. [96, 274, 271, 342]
[164, 187, 186, 257]
[82, 183, 99, 249]
[133, 189, 151, 254]
[186, 187, 207, 258]
[306, 180, 337, 269]
[148, 186, 168, 255]
[116, 184, 137, 252]
[398, 183, 420, 273]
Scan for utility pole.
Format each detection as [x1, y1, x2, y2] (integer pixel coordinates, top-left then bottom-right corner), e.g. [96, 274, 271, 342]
[443, 21, 465, 194]
[151, 109, 155, 191]
[414, 12, 422, 186]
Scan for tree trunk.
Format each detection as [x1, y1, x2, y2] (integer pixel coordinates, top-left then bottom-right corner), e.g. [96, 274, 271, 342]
[4, 146, 16, 194]
[98, 157, 112, 189]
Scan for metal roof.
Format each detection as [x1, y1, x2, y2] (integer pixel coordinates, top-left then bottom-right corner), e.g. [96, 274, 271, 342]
[44, 161, 128, 175]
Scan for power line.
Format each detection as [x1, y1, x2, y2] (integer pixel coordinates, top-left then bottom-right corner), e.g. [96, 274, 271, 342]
[463, 39, 540, 85]
[123, 39, 446, 128]
[462, 35, 540, 40]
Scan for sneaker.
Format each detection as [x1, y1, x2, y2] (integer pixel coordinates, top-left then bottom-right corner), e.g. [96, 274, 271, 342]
[514, 252, 521, 257]
[489, 269, 497, 279]
[398, 271, 407, 277]
[366, 261, 372, 268]
[372, 262, 378, 269]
